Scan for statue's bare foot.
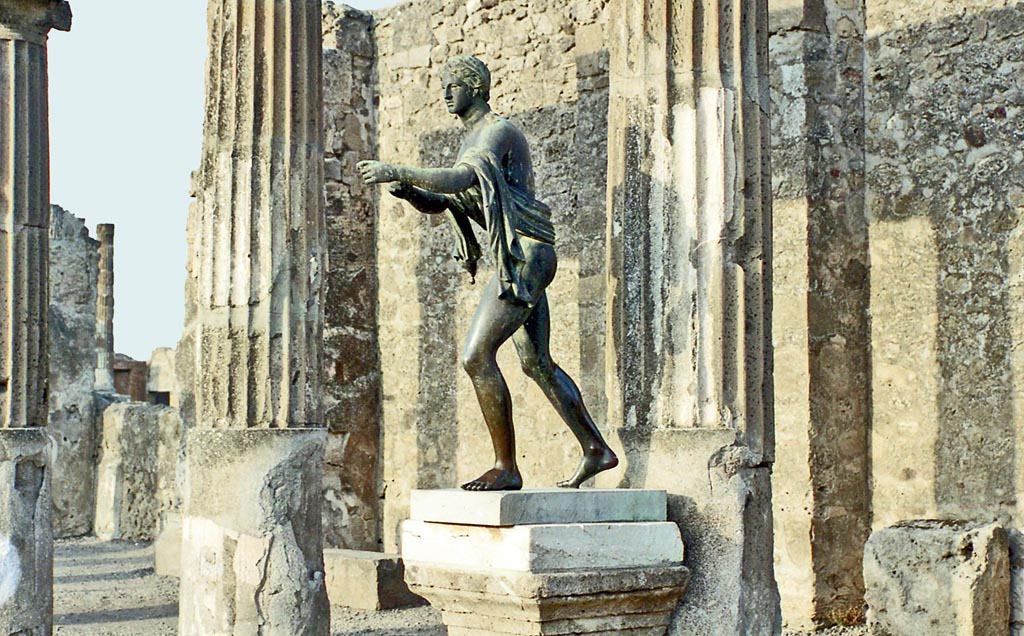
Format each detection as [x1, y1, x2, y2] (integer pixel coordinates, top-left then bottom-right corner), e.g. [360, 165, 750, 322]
[557, 448, 619, 488]
[461, 468, 524, 491]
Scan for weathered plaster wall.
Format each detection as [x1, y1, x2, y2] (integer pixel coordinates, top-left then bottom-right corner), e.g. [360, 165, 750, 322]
[866, 0, 1024, 528]
[367, 0, 611, 551]
[322, 3, 384, 551]
[769, 0, 871, 627]
[48, 205, 100, 538]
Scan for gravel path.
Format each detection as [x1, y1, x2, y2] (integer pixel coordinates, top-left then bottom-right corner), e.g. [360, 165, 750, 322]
[54, 537, 866, 636]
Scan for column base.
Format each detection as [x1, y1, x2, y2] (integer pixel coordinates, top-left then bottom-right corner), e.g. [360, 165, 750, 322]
[178, 428, 330, 636]
[402, 489, 689, 636]
[0, 428, 53, 636]
[617, 428, 782, 636]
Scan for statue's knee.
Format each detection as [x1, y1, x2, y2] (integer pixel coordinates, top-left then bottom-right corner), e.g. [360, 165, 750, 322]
[461, 348, 487, 376]
[520, 357, 550, 382]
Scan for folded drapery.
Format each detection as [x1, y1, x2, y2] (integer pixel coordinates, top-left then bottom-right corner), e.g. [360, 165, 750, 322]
[443, 147, 555, 304]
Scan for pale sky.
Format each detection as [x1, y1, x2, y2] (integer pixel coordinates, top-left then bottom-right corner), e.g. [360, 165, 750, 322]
[48, 0, 399, 361]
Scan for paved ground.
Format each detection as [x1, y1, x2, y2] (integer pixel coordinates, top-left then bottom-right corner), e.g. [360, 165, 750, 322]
[54, 537, 865, 636]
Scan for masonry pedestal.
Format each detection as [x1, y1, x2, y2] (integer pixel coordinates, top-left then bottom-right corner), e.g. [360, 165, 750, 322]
[0, 429, 53, 635]
[177, 429, 330, 636]
[402, 489, 689, 636]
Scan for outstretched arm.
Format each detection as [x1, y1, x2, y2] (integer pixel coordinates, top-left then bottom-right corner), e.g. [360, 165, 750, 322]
[358, 160, 476, 193]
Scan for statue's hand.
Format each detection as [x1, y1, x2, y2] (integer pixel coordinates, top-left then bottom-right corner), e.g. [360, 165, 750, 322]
[388, 181, 413, 200]
[357, 160, 399, 185]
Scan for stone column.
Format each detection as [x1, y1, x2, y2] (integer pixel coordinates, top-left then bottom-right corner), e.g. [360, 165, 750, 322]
[177, 0, 330, 633]
[0, 1, 71, 634]
[94, 223, 115, 391]
[605, 0, 780, 634]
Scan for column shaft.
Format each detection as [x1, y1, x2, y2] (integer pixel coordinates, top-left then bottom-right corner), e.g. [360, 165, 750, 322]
[607, 0, 772, 455]
[0, 36, 50, 429]
[189, 0, 326, 431]
[94, 223, 114, 391]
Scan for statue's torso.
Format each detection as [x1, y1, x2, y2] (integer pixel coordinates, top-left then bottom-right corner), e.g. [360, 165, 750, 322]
[457, 114, 536, 196]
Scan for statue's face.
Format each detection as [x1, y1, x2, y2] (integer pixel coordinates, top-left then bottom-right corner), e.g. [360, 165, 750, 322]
[441, 70, 474, 116]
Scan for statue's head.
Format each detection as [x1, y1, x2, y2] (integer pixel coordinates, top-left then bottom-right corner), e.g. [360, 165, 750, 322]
[441, 55, 491, 112]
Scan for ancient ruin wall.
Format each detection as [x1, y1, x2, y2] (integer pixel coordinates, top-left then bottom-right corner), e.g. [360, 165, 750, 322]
[322, 3, 383, 551]
[369, 0, 611, 550]
[768, 0, 871, 627]
[48, 205, 99, 538]
[866, 0, 1024, 528]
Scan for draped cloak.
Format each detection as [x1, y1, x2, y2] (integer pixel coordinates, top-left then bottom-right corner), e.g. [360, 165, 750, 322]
[442, 146, 556, 305]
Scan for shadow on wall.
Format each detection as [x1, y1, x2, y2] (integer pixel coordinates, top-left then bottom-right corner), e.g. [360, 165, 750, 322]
[867, 3, 1024, 526]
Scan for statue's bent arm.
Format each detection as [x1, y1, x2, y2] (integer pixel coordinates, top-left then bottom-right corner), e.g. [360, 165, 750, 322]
[396, 164, 476, 193]
[399, 184, 450, 214]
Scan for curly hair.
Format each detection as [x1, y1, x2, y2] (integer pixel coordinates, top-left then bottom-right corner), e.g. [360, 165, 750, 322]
[443, 55, 491, 102]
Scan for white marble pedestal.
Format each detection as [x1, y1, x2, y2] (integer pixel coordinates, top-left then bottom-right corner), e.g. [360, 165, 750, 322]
[401, 489, 689, 636]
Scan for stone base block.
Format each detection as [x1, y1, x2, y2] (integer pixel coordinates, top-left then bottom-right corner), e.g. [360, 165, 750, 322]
[402, 489, 688, 636]
[864, 520, 1010, 636]
[615, 428, 782, 636]
[324, 549, 425, 610]
[410, 488, 668, 526]
[405, 563, 689, 636]
[0, 429, 54, 636]
[403, 519, 683, 571]
[178, 429, 330, 636]
[95, 403, 181, 541]
[154, 512, 182, 577]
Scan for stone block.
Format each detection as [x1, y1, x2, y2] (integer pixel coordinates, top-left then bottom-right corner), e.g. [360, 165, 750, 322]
[178, 428, 330, 636]
[402, 489, 688, 636]
[147, 347, 178, 406]
[405, 563, 689, 636]
[154, 512, 182, 577]
[403, 520, 683, 572]
[864, 520, 1010, 636]
[615, 428, 782, 636]
[324, 548, 424, 610]
[409, 488, 667, 526]
[0, 429, 53, 636]
[94, 403, 181, 541]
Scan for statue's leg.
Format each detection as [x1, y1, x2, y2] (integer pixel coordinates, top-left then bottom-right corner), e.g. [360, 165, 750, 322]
[513, 294, 619, 488]
[460, 275, 534, 491]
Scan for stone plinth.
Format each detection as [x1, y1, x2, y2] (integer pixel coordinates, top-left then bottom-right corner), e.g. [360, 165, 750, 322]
[0, 429, 53, 635]
[410, 488, 667, 526]
[154, 512, 182, 577]
[94, 403, 181, 541]
[402, 489, 688, 636]
[864, 520, 1010, 636]
[324, 549, 424, 611]
[178, 429, 330, 636]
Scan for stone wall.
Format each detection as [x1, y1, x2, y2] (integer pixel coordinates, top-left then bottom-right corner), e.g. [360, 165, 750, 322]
[866, 0, 1024, 528]
[48, 205, 100, 538]
[322, 3, 384, 551]
[365, 0, 611, 550]
[768, 0, 871, 627]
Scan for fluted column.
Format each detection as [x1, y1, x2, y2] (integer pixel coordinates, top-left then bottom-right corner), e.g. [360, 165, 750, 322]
[188, 0, 326, 431]
[177, 0, 329, 632]
[606, 0, 779, 634]
[94, 223, 114, 391]
[0, 1, 70, 634]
